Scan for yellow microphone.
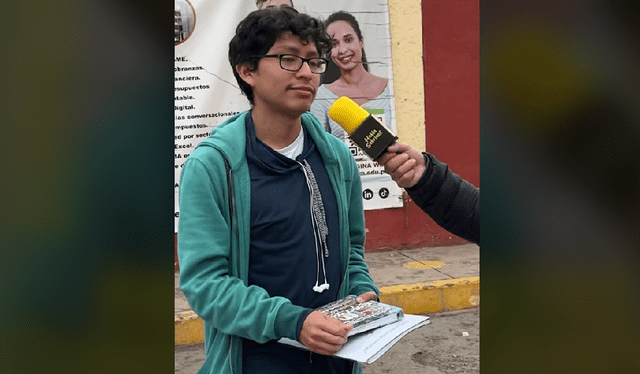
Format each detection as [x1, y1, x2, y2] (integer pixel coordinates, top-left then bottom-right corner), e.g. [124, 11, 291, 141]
[328, 96, 398, 160]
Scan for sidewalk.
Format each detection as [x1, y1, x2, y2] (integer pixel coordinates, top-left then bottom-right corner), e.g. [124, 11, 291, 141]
[175, 243, 479, 346]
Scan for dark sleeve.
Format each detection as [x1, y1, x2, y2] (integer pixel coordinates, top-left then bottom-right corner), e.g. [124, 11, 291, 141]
[295, 308, 314, 342]
[405, 153, 479, 244]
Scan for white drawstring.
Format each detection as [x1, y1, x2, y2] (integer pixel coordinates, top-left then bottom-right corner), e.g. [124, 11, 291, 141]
[297, 160, 330, 293]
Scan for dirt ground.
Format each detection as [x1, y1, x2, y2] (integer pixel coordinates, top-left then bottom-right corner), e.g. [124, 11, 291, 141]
[175, 308, 479, 374]
[363, 308, 479, 374]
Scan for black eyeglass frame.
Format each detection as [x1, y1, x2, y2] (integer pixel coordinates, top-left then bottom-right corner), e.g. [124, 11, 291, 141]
[251, 54, 328, 74]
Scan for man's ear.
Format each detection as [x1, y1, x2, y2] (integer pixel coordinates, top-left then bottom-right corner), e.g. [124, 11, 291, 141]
[236, 63, 256, 88]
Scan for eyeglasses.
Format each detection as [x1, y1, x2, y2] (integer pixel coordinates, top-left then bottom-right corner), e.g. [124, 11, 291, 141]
[252, 54, 328, 74]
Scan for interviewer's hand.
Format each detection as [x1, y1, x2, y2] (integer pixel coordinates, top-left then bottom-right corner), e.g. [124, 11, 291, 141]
[299, 311, 353, 356]
[377, 142, 426, 188]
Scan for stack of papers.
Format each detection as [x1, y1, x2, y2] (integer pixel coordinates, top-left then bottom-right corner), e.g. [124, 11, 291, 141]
[278, 296, 430, 366]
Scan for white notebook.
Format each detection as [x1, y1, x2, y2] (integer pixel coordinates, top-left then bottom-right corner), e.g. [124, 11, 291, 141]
[279, 314, 430, 365]
[278, 296, 430, 365]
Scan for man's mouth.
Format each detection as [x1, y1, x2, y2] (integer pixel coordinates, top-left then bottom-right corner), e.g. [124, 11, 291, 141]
[291, 86, 315, 94]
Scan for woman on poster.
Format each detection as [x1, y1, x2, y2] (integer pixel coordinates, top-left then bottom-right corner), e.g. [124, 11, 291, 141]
[310, 11, 393, 141]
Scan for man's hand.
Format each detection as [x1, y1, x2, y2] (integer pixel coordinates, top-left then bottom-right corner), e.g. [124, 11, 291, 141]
[377, 142, 426, 188]
[356, 291, 378, 303]
[299, 311, 353, 356]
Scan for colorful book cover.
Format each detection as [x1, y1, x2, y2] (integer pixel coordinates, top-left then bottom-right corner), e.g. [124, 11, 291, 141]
[316, 295, 404, 336]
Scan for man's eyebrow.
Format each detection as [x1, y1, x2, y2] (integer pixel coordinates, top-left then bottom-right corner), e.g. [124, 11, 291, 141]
[272, 46, 319, 58]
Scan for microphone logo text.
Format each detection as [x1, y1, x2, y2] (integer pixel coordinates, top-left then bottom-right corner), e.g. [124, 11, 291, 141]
[364, 129, 382, 149]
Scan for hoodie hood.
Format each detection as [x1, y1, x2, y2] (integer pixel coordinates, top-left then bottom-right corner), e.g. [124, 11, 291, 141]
[194, 111, 250, 171]
[195, 111, 339, 172]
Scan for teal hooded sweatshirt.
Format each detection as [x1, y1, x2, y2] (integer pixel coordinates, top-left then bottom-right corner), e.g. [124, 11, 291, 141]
[178, 111, 378, 374]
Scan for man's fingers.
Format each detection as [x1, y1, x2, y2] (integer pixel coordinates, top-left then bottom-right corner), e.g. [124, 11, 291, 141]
[385, 143, 400, 154]
[379, 152, 407, 169]
[382, 153, 411, 174]
[397, 170, 416, 188]
[315, 330, 348, 346]
[386, 142, 410, 154]
[300, 314, 351, 355]
[392, 158, 416, 177]
[377, 152, 394, 165]
[318, 314, 352, 337]
[301, 312, 350, 340]
[306, 326, 347, 345]
[356, 291, 378, 303]
[387, 159, 416, 184]
[305, 338, 344, 356]
[387, 142, 423, 165]
[381, 154, 420, 188]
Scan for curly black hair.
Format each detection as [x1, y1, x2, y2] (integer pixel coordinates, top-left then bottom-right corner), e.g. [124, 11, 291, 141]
[228, 7, 331, 105]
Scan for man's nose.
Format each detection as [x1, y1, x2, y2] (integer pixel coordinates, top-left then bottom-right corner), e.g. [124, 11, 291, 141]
[296, 60, 314, 77]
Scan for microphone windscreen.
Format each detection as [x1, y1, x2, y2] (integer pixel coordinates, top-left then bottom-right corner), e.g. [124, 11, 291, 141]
[327, 96, 398, 160]
[328, 96, 370, 135]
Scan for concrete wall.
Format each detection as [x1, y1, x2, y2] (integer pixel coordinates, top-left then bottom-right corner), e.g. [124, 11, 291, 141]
[388, 0, 426, 152]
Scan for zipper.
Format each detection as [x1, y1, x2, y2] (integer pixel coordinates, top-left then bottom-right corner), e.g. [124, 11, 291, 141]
[223, 155, 239, 374]
[223, 156, 236, 238]
[337, 157, 350, 297]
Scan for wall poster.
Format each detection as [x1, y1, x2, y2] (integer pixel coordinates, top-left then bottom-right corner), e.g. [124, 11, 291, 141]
[175, 0, 401, 231]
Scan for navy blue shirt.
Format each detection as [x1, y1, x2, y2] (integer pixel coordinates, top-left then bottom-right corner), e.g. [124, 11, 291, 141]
[242, 115, 353, 374]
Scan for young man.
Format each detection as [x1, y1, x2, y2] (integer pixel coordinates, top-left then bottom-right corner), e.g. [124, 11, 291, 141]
[178, 7, 378, 374]
[377, 142, 479, 244]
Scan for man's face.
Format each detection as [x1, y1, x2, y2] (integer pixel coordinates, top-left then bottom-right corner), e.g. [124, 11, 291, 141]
[258, 0, 293, 9]
[241, 32, 320, 118]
